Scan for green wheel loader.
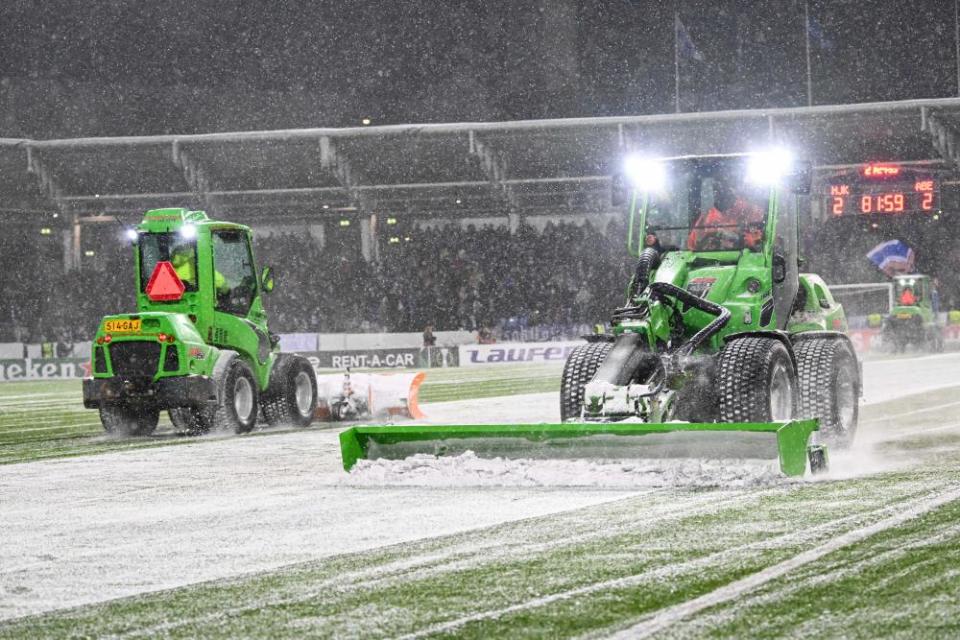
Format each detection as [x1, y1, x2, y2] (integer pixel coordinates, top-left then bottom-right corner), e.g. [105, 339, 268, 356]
[83, 208, 319, 436]
[882, 274, 944, 353]
[339, 151, 861, 477]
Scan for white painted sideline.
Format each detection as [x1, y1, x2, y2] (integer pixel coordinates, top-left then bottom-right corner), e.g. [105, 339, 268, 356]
[396, 485, 960, 639]
[610, 484, 960, 639]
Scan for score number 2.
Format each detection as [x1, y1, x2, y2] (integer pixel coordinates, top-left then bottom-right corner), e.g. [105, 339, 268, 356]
[832, 196, 844, 215]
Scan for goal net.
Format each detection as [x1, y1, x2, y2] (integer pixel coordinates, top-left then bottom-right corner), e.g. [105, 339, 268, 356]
[828, 282, 893, 323]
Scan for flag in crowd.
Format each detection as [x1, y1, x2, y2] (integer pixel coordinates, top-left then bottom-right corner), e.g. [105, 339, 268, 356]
[867, 239, 916, 277]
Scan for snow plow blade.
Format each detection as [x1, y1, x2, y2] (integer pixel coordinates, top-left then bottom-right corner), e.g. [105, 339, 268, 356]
[339, 419, 823, 477]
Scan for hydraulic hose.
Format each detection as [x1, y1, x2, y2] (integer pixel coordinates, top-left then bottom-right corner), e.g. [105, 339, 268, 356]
[629, 247, 661, 298]
[649, 282, 731, 357]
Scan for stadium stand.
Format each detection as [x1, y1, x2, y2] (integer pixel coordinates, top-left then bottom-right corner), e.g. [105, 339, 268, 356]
[0, 219, 631, 343]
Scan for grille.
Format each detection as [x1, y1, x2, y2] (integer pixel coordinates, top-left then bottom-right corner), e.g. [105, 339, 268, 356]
[109, 341, 161, 378]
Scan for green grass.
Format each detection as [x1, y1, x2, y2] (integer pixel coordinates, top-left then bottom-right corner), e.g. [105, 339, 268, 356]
[4, 370, 960, 638]
[2, 468, 958, 639]
[0, 365, 563, 465]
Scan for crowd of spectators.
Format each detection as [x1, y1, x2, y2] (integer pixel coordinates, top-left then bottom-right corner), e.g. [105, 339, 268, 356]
[6, 215, 958, 348]
[0, 220, 633, 344]
[256, 219, 631, 335]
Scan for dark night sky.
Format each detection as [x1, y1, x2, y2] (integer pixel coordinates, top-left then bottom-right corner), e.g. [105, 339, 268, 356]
[0, 0, 956, 137]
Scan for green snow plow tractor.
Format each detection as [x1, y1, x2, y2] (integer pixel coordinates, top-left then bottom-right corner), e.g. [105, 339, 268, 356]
[83, 208, 318, 436]
[556, 152, 862, 475]
[882, 274, 944, 353]
[339, 152, 860, 477]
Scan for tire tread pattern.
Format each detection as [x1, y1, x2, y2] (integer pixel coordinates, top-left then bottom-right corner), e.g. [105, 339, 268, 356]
[99, 405, 159, 436]
[794, 337, 859, 447]
[560, 342, 613, 422]
[261, 354, 317, 428]
[717, 337, 794, 423]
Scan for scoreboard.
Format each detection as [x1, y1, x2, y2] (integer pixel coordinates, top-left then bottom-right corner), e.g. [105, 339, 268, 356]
[825, 163, 938, 217]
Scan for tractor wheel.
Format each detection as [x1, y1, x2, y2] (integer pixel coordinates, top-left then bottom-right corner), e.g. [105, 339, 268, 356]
[807, 444, 829, 475]
[717, 337, 797, 423]
[209, 353, 260, 434]
[560, 342, 613, 422]
[261, 354, 318, 428]
[794, 337, 859, 448]
[168, 406, 211, 436]
[99, 404, 159, 437]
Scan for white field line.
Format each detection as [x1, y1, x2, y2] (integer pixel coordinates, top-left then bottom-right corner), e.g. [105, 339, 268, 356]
[0, 392, 78, 402]
[0, 423, 102, 436]
[686, 520, 960, 633]
[871, 421, 960, 443]
[119, 489, 755, 639]
[393, 488, 934, 640]
[0, 397, 82, 408]
[861, 400, 960, 424]
[608, 484, 960, 639]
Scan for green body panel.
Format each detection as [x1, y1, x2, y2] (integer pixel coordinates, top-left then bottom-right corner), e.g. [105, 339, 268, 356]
[90, 208, 275, 391]
[339, 419, 820, 477]
[786, 273, 848, 333]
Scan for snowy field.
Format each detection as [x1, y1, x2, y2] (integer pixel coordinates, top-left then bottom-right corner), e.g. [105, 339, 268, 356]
[1, 353, 960, 637]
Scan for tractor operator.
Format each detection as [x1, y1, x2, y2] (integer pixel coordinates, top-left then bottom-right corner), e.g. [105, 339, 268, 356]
[687, 181, 765, 251]
[171, 244, 230, 295]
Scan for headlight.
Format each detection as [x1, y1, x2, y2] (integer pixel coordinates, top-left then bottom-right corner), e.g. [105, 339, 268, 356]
[623, 154, 667, 192]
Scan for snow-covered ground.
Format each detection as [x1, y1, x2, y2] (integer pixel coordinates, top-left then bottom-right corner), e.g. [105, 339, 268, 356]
[1, 351, 959, 620]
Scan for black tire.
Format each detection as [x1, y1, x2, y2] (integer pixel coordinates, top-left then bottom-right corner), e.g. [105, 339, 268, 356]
[211, 354, 260, 434]
[794, 337, 860, 448]
[808, 445, 829, 475]
[99, 404, 159, 437]
[717, 337, 797, 423]
[560, 342, 613, 422]
[168, 352, 259, 435]
[168, 406, 211, 436]
[261, 354, 318, 428]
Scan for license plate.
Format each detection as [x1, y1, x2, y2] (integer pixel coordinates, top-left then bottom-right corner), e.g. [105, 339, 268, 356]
[104, 319, 141, 333]
[896, 313, 912, 320]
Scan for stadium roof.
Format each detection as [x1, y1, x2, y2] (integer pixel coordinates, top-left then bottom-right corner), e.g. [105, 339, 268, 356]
[3, 97, 960, 223]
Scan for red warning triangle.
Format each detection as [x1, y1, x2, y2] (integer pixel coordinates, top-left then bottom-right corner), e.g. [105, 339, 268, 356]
[146, 261, 186, 301]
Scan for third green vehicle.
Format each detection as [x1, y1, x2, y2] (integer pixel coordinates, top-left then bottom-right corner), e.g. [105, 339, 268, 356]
[882, 274, 944, 353]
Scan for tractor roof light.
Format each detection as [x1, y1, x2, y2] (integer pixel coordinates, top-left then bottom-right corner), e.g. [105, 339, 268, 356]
[624, 155, 667, 193]
[180, 224, 197, 239]
[125, 228, 139, 242]
[746, 148, 794, 185]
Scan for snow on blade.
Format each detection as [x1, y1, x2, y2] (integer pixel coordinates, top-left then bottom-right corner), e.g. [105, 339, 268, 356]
[343, 451, 787, 489]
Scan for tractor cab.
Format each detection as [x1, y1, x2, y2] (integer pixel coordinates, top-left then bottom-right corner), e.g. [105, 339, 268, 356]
[623, 152, 807, 344]
[131, 209, 276, 377]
